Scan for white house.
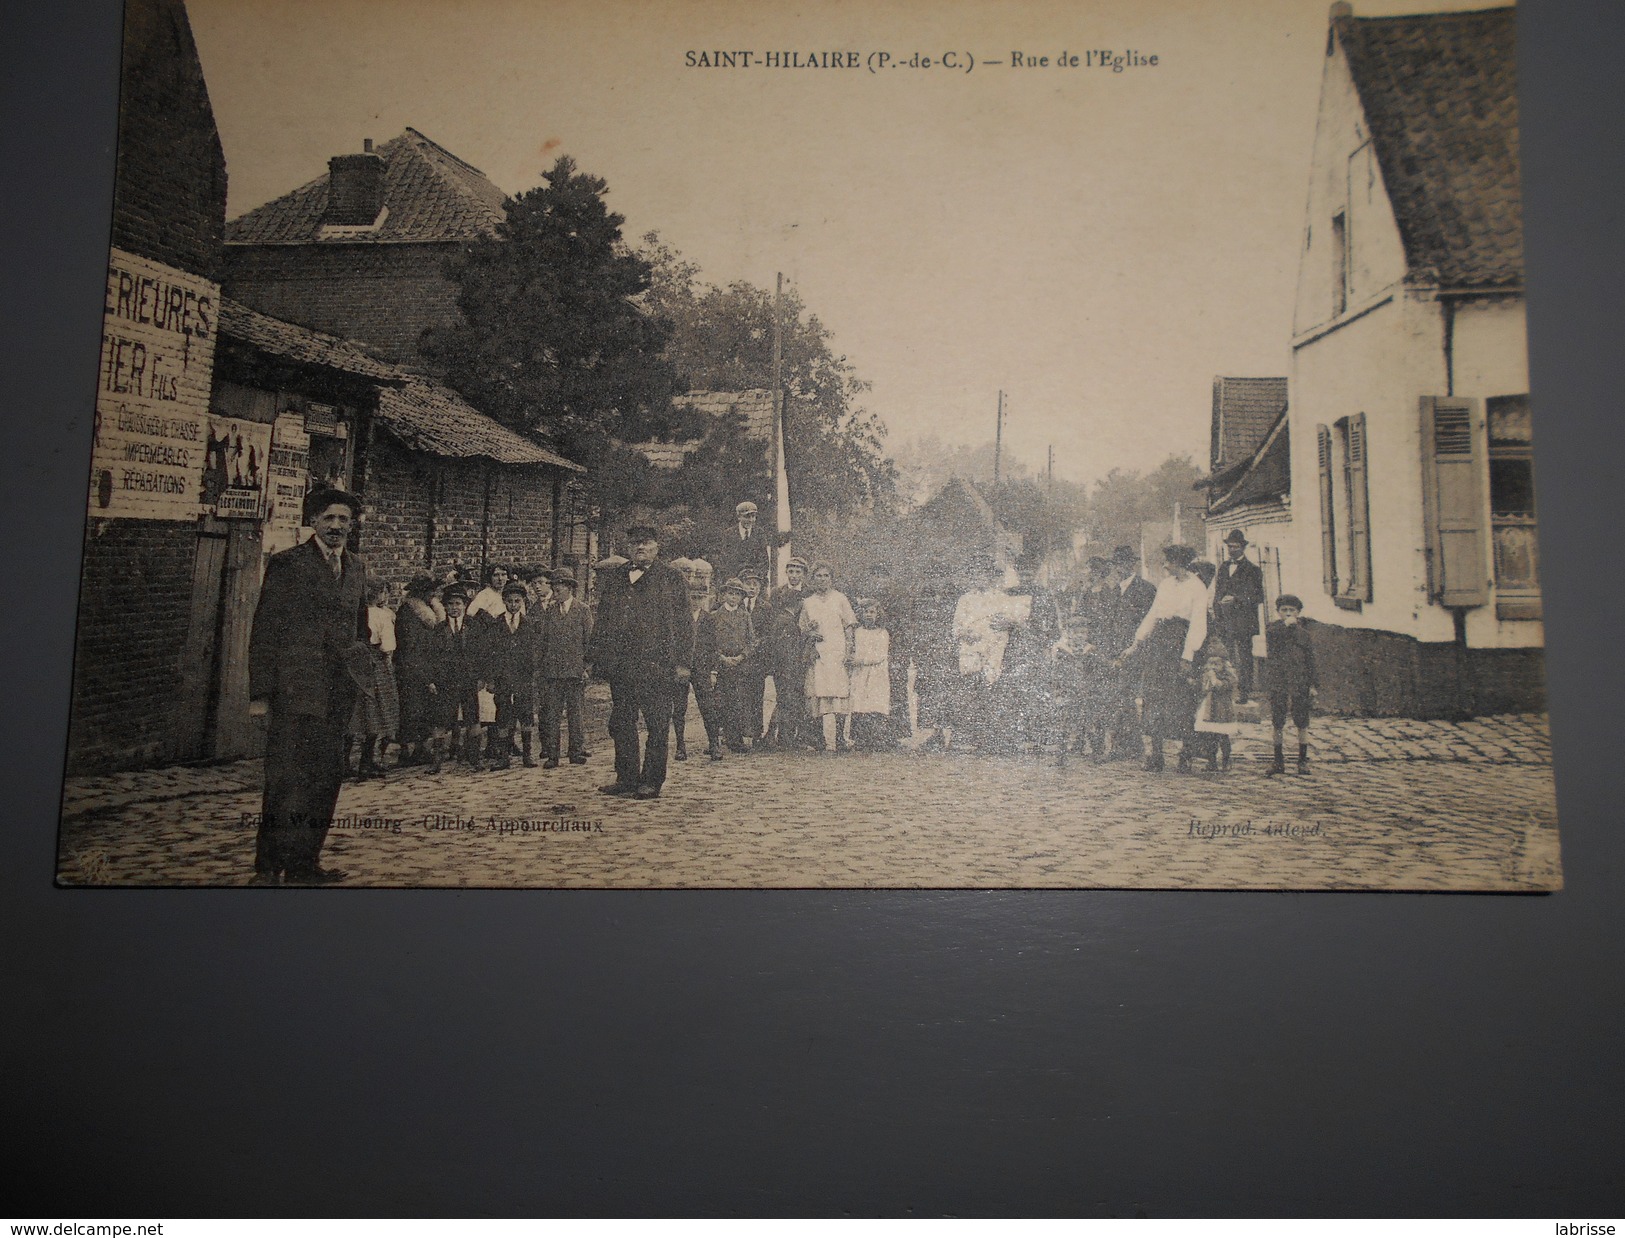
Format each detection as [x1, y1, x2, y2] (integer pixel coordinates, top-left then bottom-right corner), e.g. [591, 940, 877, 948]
[1276, 1, 1540, 717]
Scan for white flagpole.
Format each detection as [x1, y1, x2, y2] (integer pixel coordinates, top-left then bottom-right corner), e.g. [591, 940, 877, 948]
[772, 272, 791, 587]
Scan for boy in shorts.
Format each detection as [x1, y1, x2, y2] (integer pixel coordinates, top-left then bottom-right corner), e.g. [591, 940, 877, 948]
[1262, 594, 1317, 776]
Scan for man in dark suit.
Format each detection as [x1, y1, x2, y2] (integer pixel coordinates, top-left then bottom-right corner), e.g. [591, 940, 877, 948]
[714, 500, 773, 585]
[589, 524, 693, 800]
[1102, 544, 1158, 761]
[1211, 528, 1266, 701]
[246, 487, 370, 885]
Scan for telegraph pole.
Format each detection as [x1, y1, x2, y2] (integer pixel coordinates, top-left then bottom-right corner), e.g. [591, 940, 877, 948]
[994, 390, 1005, 486]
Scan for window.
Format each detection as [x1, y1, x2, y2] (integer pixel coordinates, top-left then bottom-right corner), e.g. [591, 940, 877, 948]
[1487, 395, 1539, 619]
[1331, 211, 1348, 316]
[1317, 417, 1371, 608]
[1419, 397, 1489, 610]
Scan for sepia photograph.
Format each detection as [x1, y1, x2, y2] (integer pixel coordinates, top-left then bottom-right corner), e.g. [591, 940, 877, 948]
[57, 0, 1559, 890]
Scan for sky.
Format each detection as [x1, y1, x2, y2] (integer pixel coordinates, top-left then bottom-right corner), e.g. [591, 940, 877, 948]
[187, 0, 1511, 486]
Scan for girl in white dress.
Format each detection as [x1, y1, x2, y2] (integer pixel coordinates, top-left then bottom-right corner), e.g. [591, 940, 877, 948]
[848, 598, 892, 750]
[798, 562, 858, 752]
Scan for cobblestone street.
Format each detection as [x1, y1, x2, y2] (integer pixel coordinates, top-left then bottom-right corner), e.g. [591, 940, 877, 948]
[56, 697, 1560, 890]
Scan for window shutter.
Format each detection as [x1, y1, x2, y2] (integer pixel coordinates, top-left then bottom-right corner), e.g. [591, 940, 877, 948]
[1419, 396, 1489, 607]
[1348, 412, 1373, 600]
[1317, 424, 1337, 596]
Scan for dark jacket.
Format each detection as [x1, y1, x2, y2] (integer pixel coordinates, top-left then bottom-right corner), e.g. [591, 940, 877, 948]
[714, 523, 774, 583]
[436, 612, 487, 692]
[248, 538, 369, 718]
[1212, 556, 1265, 639]
[538, 596, 593, 679]
[484, 611, 541, 696]
[589, 558, 693, 679]
[1262, 620, 1318, 696]
[695, 605, 758, 675]
[393, 597, 441, 690]
[1100, 576, 1157, 658]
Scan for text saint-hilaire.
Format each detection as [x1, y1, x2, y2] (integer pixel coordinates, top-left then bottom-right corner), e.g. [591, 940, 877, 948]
[685, 50, 861, 69]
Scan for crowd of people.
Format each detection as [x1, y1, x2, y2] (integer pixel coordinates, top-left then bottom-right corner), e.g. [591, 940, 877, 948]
[338, 514, 1321, 802]
[244, 488, 1321, 883]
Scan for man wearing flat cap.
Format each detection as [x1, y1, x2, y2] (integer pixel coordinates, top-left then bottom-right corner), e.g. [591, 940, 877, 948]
[714, 500, 774, 586]
[588, 525, 693, 799]
[246, 486, 371, 885]
[1211, 528, 1265, 702]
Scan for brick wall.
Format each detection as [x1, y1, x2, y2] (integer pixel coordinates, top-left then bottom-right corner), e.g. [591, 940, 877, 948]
[67, 521, 197, 771]
[223, 243, 462, 365]
[111, 0, 227, 281]
[356, 430, 565, 591]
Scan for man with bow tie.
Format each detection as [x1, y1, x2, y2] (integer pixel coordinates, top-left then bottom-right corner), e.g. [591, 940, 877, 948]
[589, 524, 693, 800]
[1211, 528, 1266, 702]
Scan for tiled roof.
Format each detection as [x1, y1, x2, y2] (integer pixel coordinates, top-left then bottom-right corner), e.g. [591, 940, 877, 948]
[671, 389, 776, 442]
[631, 390, 776, 468]
[1337, 7, 1522, 288]
[226, 128, 509, 245]
[375, 379, 582, 471]
[1211, 377, 1287, 471]
[217, 297, 400, 379]
[1209, 410, 1291, 518]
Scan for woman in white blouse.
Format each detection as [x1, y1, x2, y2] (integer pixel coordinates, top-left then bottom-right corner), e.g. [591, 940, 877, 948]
[1120, 543, 1209, 772]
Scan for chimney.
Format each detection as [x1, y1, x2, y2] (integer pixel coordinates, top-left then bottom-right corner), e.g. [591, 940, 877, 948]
[324, 141, 385, 226]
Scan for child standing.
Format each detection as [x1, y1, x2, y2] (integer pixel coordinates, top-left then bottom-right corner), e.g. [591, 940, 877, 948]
[848, 599, 892, 751]
[537, 567, 592, 769]
[1262, 594, 1318, 775]
[346, 577, 401, 779]
[695, 577, 758, 756]
[1194, 644, 1240, 772]
[484, 580, 541, 770]
[1053, 618, 1114, 766]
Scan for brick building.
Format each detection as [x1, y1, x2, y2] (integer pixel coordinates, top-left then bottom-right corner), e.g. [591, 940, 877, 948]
[69, 0, 228, 772]
[69, 22, 586, 773]
[222, 127, 507, 365]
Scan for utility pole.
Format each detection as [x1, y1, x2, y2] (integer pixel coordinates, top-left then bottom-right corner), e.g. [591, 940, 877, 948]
[1047, 444, 1054, 496]
[994, 389, 1005, 486]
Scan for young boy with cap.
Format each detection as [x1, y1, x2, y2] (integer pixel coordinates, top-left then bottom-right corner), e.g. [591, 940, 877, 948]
[538, 566, 592, 768]
[1262, 594, 1318, 776]
[436, 580, 486, 769]
[696, 576, 759, 755]
[484, 580, 541, 769]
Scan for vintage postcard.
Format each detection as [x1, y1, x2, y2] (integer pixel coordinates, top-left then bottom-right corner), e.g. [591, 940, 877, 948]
[57, 0, 1559, 890]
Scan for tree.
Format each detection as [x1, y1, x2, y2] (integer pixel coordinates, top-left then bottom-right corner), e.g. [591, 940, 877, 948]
[1085, 455, 1205, 553]
[640, 233, 897, 520]
[422, 157, 684, 489]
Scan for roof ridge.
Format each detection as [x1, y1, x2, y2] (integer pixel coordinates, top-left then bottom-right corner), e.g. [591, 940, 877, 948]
[398, 126, 495, 181]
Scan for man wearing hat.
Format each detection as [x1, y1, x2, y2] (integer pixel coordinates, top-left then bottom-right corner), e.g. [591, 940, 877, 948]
[435, 579, 488, 769]
[1101, 545, 1158, 760]
[537, 566, 592, 768]
[715, 500, 773, 585]
[1211, 528, 1265, 702]
[588, 525, 693, 799]
[246, 486, 371, 885]
[484, 580, 542, 769]
[736, 567, 769, 742]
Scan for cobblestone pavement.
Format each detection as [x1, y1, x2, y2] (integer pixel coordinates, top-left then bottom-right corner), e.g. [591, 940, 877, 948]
[56, 706, 1559, 892]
